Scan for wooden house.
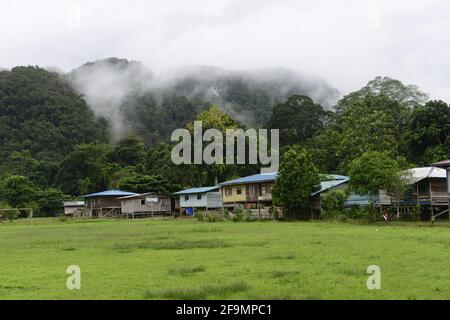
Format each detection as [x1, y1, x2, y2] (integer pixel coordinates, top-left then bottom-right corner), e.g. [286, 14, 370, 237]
[63, 201, 85, 217]
[119, 192, 172, 218]
[174, 186, 222, 215]
[432, 159, 450, 196]
[380, 167, 448, 219]
[80, 190, 137, 218]
[219, 172, 277, 210]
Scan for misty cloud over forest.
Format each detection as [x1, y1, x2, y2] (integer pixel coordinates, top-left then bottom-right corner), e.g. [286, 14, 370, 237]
[67, 58, 340, 137]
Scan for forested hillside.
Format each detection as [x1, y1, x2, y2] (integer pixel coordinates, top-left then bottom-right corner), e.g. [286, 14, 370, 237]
[0, 66, 109, 187]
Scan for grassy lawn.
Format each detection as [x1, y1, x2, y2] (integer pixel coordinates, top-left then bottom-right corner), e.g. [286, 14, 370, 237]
[1, 217, 449, 300]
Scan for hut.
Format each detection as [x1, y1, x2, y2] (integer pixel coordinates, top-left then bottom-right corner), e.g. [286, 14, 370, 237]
[80, 190, 137, 218]
[119, 192, 172, 218]
[174, 186, 222, 215]
[63, 201, 85, 217]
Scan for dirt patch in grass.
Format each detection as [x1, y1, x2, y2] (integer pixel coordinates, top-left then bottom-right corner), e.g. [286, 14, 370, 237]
[61, 247, 77, 251]
[168, 266, 205, 276]
[270, 271, 300, 279]
[185, 226, 223, 233]
[113, 239, 233, 252]
[265, 253, 297, 260]
[144, 281, 249, 299]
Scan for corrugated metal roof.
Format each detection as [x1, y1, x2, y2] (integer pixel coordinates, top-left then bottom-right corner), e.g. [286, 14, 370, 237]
[311, 176, 350, 196]
[431, 159, 450, 168]
[118, 192, 169, 199]
[174, 186, 220, 195]
[63, 201, 84, 207]
[344, 194, 372, 207]
[80, 190, 137, 198]
[406, 167, 446, 184]
[219, 172, 349, 196]
[219, 172, 278, 186]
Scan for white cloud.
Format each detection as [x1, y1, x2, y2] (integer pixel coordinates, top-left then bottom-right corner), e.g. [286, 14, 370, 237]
[0, 0, 449, 101]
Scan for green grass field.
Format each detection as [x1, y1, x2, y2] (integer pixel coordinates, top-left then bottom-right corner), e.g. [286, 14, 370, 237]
[1, 218, 449, 300]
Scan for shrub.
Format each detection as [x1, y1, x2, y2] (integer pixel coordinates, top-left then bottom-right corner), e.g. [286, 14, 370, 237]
[243, 209, 254, 222]
[399, 206, 421, 222]
[206, 213, 220, 222]
[344, 205, 380, 223]
[0, 202, 19, 222]
[232, 208, 244, 222]
[322, 190, 347, 213]
[222, 209, 230, 220]
[195, 212, 205, 221]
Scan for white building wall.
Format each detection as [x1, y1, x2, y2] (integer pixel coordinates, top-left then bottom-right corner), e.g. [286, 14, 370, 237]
[179, 193, 208, 208]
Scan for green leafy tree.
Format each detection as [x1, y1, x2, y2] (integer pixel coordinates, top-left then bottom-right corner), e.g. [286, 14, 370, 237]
[272, 147, 320, 213]
[348, 151, 403, 209]
[267, 95, 332, 147]
[34, 188, 67, 216]
[0, 175, 36, 208]
[408, 100, 450, 163]
[114, 174, 178, 194]
[338, 76, 429, 109]
[109, 133, 145, 167]
[56, 143, 113, 195]
[311, 95, 408, 172]
[322, 189, 348, 214]
[144, 142, 206, 188]
[186, 106, 243, 185]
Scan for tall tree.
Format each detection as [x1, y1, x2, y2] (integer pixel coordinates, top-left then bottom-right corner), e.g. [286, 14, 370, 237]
[408, 100, 450, 163]
[56, 143, 114, 195]
[186, 106, 243, 185]
[272, 147, 320, 213]
[338, 76, 429, 109]
[110, 133, 145, 167]
[0, 175, 36, 208]
[348, 151, 403, 209]
[267, 95, 332, 147]
[311, 95, 407, 173]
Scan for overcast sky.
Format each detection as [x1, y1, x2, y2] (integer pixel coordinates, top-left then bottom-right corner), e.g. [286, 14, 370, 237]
[1, 0, 449, 100]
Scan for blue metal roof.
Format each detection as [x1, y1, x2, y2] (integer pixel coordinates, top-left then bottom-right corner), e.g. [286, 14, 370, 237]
[344, 194, 372, 207]
[219, 172, 278, 186]
[311, 176, 350, 196]
[80, 190, 138, 198]
[174, 186, 220, 195]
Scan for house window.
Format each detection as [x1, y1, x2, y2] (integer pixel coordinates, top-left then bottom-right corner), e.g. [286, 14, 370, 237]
[185, 195, 189, 201]
[236, 187, 242, 195]
[140, 199, 145, 205]
[197, 194, 202, 200]
[262, 186, 267, 194]
[225, 188, 232, 196]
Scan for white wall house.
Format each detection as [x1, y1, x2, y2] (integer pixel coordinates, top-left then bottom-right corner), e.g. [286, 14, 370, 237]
[174, 186, 222, 215]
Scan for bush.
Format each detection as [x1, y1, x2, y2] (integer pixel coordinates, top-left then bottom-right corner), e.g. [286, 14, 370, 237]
[232, 208, 244, 222]
[205, 213, 220, 222]
[222, 209, 230, 220]
[399, 206, 421, 222]
[322, 190, 347, 213]
[195, 212, 205, 221]
[0, 203, 19, 222]
[344, 205, 380, 223]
